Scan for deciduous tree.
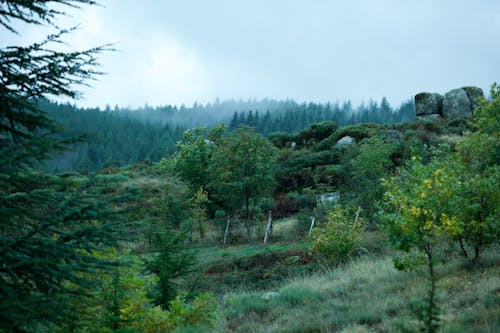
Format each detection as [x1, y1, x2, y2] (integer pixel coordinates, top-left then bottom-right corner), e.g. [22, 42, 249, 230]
[209, 126, 278, 240]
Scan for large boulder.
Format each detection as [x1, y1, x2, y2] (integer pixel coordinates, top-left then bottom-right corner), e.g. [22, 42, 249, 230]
[461, 86, 484, 112]
[442, 88, 472, 119]
[415, 92, 443, 116]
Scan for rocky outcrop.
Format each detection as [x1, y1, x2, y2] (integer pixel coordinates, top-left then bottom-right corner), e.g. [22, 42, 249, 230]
[442, 88, 473, 119]
[414, 86, 483, 120]
[415, 92, 443, 117]
[462, 86, 483, 111]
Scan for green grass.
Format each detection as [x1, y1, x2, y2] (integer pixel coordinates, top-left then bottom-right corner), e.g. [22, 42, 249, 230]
[214, 248, 500, 333]
[196, 242, 311, 267]
[189, 242, 317, 294]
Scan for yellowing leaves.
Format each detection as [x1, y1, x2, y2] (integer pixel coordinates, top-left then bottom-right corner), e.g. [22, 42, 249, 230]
[410, 206, 421, 217]
[383, 154, 463, 249]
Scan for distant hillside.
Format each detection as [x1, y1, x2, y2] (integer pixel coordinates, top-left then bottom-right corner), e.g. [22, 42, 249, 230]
[39, 100, 185, 173]
[39, 97, 415, 172]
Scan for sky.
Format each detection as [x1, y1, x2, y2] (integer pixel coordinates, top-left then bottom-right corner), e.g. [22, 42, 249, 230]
[3, 0, 500, 108]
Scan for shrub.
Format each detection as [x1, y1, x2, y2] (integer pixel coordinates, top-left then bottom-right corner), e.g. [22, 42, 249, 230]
[311, 205, 363, 263]
[296, 120, 338, 145]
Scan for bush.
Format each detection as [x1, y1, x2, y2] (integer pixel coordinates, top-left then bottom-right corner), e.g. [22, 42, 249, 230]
[296, 120, 338, 146]
[311, 205, 363, 263]
[316, 123, 382, 151]
[268, 132, 296, 148]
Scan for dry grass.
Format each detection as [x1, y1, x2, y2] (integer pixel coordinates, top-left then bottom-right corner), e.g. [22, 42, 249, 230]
[215, 248, 500, 332]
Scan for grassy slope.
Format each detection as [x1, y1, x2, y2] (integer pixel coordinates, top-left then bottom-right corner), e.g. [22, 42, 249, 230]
[215, 248, 500, 333]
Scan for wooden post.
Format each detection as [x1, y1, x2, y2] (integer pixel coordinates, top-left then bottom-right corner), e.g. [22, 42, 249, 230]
[354, 206, 361, 224]
[307, 217, 316, 237]
[223, 216, 231, 246]
[264, 210, 273, 244]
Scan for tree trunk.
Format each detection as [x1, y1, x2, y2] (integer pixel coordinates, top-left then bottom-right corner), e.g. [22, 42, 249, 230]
[198, 218, 205, 239]
[473, 245, 481, 268]
[458, 238, 469, 258]
[264, 210, 273, 243]
[424, 246, 439, 333]
[245, 219, 252, 241]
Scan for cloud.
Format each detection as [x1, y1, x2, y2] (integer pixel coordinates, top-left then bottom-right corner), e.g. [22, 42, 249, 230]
[137, 40, 208, 105]
[7, 0, 500, 108]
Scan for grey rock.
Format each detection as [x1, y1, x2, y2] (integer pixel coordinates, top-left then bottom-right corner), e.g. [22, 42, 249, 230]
[356, 247, 370, 256]
[461, 86, 484, 112]
[261, 291, 279, 301]
[443, 88, 473, 119]
[417, 114, 443, 121]
[415, 92, 443, 116]
[336, 135, 356, 147]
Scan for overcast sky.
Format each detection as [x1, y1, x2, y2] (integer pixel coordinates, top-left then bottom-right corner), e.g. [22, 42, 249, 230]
[4, 0, 500, 108]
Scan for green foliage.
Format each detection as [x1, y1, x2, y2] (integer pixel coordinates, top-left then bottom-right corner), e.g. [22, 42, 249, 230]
[0, 0, 98, 33]
[0, 171, 129, 332]
[41, 100, 184, 172]
[189, 187, 209, 239]
[383, 155, 460, 332]
[474, 82, 500, 135]
[144, 232, 196, 308]
[382, 87, 500, 329]
[156, 159, 191, 229]
[448, 84, 500, 264]
[295, 120, 338, 147]
[347, 137, 398, 224]
[275, 149, 343, 193]
[317, 123, 382, 150]
[209, 126, 278, 239]
[268, 131, 296, 148]
[383, 155, 457, 253]
[118, 292, 217, 333]
[0, 2, 125, 331]
[65, 252, 217, 333]
[231, 99, 414, 136]
[173, 125, 226, 191]
[311, 205, 363, 263]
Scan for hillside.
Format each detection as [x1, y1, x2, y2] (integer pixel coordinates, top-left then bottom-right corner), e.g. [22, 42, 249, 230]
[217, 248, 500, 332]
[7, 104, 493, 332]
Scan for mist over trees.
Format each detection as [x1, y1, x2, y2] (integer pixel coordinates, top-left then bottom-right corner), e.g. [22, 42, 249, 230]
[40, 97, 415, 172]
[40, 100, 185, 172]
[229, 98, 415, 135]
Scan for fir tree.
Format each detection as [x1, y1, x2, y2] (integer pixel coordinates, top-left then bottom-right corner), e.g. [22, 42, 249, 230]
[0, 1, 123, 331]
